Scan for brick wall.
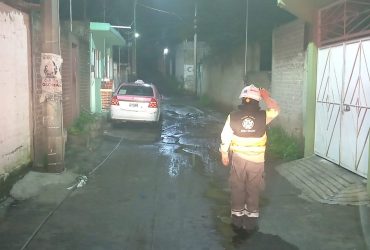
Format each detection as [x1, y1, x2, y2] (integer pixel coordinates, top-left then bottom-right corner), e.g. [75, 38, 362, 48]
[61, 23, 91, 127]
[101, 89, 112, 110]
[271, 19, 306, 138]
[60, 31, 74, 128]
[70, 21, 90, 113]
[78, 38, 90, 112]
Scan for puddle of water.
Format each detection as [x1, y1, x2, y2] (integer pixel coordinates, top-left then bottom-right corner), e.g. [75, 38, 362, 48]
[161, 136, 179, 144]
[185, 113, 200, 119]
[168, 155, 188, 177]
[173, 145, 184, 154]
[173, 146, 211, 176]
[161, 124, 183, 137]
[159, 144, 180, 155]
[164, 110, 180, 118]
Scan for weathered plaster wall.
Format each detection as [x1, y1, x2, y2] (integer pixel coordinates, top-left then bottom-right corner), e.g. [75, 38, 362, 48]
[201, 44, 271, 109]
[0, 3, 31, 179]
[175, 41, 210, 93]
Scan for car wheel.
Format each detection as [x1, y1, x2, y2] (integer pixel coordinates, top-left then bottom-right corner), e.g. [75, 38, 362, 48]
[153, 116, 163, 129]
[111, 119, 119, 128]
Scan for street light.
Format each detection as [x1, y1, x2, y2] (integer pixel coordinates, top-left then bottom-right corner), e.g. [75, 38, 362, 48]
[135, 32, 140, 38]
[163, 48, 169, 75]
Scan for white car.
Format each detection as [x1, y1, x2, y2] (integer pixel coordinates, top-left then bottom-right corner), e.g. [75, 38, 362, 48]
[110, 81, 161, 124]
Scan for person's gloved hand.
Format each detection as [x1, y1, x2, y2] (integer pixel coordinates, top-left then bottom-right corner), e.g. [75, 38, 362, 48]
[259, 88, 270, 100]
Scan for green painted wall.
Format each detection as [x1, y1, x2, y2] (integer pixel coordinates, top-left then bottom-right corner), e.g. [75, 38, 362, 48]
[368, 146, 370, 194]
[90, 36, 107, 113]
[303, 42, 317, 157]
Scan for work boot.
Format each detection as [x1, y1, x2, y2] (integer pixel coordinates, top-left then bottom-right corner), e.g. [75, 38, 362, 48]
[243, 217, 258, 233]
[231, 223, 247, 235]
[231, 214, 244, 229]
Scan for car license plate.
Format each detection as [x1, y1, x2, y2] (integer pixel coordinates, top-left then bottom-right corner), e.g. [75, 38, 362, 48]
[129, 103, 138, 108]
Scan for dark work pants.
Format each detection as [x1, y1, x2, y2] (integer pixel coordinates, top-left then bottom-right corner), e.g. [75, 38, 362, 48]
[229, 153, 265, 230]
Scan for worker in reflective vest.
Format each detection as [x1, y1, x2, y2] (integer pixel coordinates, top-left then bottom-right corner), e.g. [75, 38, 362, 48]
[219, 84, 280, 234]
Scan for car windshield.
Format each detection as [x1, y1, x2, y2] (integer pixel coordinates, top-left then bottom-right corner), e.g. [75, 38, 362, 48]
[118, 85, 153, 97]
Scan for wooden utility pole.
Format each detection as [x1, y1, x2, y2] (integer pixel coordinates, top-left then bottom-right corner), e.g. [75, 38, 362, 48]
[41, 0, 64, 173]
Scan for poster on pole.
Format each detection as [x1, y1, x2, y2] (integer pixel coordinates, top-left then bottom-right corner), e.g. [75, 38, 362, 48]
[40, 53, 63, 102]
[40, 53, 62, 80]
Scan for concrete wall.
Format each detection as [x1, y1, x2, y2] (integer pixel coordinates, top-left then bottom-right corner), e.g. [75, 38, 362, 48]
[201, 44, 271, 109]
[175, 41, 209, 93]
[0, 3, 32, 179]
[271, 19, 306, 138]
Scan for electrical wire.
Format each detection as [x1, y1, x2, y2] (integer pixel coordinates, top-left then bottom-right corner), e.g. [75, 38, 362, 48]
[137, 3, 183, 21]
[20, 137, 124, 250]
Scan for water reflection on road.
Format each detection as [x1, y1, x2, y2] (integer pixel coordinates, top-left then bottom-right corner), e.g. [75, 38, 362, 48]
[102, 98, 303, 249]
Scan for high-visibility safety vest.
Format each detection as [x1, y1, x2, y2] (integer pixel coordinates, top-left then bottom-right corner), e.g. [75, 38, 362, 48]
[220, 103, 279, 163]
[229, 108, 266, 138]
[229, 107, 267, 161]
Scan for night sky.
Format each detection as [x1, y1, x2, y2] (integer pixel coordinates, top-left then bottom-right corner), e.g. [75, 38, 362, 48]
[57, 0, 293, 75]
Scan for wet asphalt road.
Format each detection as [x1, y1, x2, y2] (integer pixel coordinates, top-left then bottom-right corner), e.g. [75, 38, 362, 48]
[0, 97, 368, 250]
[0, 97, 234, 249]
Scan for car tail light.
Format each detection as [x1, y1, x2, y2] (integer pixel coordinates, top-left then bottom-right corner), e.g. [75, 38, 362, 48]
[148, 98, 158, 108]
[111, 96, 119, 106]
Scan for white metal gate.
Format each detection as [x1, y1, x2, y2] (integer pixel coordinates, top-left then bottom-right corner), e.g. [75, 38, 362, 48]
[315, 38, 370, 178]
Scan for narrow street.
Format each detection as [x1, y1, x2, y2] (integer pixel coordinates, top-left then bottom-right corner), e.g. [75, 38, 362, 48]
[0, 97, 230, 249]
[0, 97, 368, 250]
[1, 1, 370, 249]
